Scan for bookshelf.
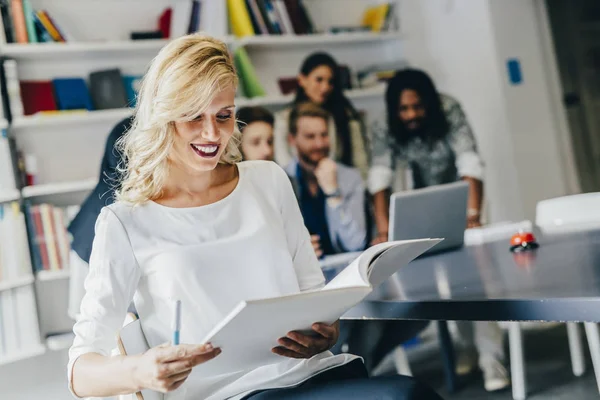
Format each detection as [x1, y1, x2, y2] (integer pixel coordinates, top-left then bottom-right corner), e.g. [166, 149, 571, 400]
[10, 84, 387, 128]
[36, 269, 71, 282]
[0, 189, 20, 203]
[0, 274, 35, 292]
[0, 0, 403, 368]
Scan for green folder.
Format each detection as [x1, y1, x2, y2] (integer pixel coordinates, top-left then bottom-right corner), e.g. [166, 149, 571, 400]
[234, 47, 266, 98]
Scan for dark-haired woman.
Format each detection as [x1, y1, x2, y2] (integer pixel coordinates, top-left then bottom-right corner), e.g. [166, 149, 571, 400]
[369, 68, 485, 245]
[274, 52, 369, 179]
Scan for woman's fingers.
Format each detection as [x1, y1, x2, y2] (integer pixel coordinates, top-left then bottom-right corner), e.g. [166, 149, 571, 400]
[272, 346, 307, 359]
[154, 343, 214, 363]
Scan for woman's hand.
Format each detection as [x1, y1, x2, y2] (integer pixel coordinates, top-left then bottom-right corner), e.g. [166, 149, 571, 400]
[132, 343, 221, 393]
[272, 321, 339, 359]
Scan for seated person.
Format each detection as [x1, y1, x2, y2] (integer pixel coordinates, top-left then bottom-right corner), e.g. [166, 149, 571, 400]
[283, 102, 366, 255]
[67, 116, 131, 318]
[284, 102, 428, 374]
[68, 34, 443, 400]
[236, 106, 275, 161]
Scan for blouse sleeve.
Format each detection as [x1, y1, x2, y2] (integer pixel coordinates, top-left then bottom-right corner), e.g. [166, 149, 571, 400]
[445, 99, 484, 181]
[271, 163, 325, 291]
[67, 207, 141, 395]
[367, 117, 396, 194]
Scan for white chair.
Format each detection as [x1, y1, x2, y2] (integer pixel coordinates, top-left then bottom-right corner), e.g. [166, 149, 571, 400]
[536, 193, 600, 396]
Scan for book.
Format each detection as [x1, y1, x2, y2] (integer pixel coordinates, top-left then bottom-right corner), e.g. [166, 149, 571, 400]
[187, 0, 200, 34]
[245, 0, 268, 35]
[119, 238, 441, 380]
[21, 0, 36, 43]
[122, 75, 142, 108]
[227, 0, 255, 37]
[158, 7, 172, 38]
[52, 78, 94, 111]
[19, 80, 57, 115]
[89, 69, 128, 110]
[234, 47, 266, 98]
[10, 0, 26, 43]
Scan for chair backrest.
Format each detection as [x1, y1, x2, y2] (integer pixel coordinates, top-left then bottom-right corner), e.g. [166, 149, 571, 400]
[536, 193, 600, 234]
[464, 220, 533, 246]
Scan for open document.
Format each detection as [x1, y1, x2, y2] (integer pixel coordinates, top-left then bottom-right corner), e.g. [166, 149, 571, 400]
[120, 238, 441, 381]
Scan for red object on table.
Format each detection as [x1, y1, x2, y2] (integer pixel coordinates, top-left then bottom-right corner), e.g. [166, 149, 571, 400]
[510, 232, 539, 252]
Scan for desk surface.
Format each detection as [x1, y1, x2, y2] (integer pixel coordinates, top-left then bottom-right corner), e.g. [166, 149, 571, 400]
[344, 229, 600, 322]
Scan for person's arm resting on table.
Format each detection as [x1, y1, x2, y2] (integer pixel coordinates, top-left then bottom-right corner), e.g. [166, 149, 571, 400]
[445, 100, 485, 227]
[368, 119, 396, 244]
[68, 209, 220, 398]
[270, 165, 340, 358]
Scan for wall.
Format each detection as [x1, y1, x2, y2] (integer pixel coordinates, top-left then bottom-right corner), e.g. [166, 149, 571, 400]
[397, 0, 577, 222]
[488, 0, 578, 218]
[397, 0, 525, 222]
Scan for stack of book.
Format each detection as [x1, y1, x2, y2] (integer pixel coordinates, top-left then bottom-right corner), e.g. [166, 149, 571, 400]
[1, 60, 141, 118]
[23, 202, 79, 274]
[227, 0, 314, 37]
[0, 0, 69, 44]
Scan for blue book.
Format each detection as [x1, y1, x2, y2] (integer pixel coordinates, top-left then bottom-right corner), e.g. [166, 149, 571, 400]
[52, 78, 94, 111]
[122, 75, 142, 108]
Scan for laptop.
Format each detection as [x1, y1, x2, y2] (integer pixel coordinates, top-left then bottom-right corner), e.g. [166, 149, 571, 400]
[389, 181, 469, 255]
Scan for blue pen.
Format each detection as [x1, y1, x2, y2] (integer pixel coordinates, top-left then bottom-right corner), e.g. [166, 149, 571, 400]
[172, 300, 181, 345]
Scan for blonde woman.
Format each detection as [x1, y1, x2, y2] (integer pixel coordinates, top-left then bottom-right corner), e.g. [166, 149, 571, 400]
[67, 34, 442, 400]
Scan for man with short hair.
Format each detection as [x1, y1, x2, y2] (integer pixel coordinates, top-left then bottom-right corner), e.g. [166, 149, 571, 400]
[285, 102, 427, 374]
[284, 102, 366, 256]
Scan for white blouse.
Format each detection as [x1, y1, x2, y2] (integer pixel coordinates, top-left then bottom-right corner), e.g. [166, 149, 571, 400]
[68, 160, 357, 400]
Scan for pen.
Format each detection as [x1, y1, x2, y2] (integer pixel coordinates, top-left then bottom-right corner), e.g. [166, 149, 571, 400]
[172, 299, 181, 345]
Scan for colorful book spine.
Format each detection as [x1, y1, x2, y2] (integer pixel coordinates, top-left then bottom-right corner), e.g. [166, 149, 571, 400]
[10, 0, 27, 43]
[21, 0, 36, 43]
[35, 10, 63, 42]
[227, 0, 255, 37]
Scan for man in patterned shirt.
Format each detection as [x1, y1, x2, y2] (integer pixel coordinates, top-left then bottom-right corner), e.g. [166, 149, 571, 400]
[368, 69, 508, 392]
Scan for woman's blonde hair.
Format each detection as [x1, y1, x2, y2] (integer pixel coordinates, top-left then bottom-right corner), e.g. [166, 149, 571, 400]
[116, 34, 240, 204]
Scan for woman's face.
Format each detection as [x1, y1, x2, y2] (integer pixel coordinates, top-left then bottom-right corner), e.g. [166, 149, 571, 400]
[171, 86, 236, 173]
[241, 121, 274, 161]
[298, 65, 334, 105]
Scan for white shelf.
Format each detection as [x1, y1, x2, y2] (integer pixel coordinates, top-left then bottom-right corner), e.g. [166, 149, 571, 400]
[239, 32, 402, 47]
[12, 108, 133, 129]
[0, 275, 35, 292]
[22, 178, 96, 199]
[46, 332, 74, 351]
[0, 33, 400, 59]
[0, 189, 20, 203]
[9, 85, 385, 129]
[238, 84, 385, 107]
[36, 269, 71, 282]
[0, 345, 46, 366]
[0, 39, 170, 58]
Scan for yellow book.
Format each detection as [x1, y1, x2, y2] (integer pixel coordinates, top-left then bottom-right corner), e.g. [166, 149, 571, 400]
[362, 3, 390, 33]
[36, 10, 64, 42]
[227, 0, 255, 37]
[39, 204, 60, 271]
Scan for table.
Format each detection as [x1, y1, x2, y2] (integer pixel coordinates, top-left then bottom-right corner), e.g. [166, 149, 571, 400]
[342, 229, 600, 399]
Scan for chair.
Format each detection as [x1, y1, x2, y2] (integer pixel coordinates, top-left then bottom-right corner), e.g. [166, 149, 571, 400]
[536, 193, 600, 397]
